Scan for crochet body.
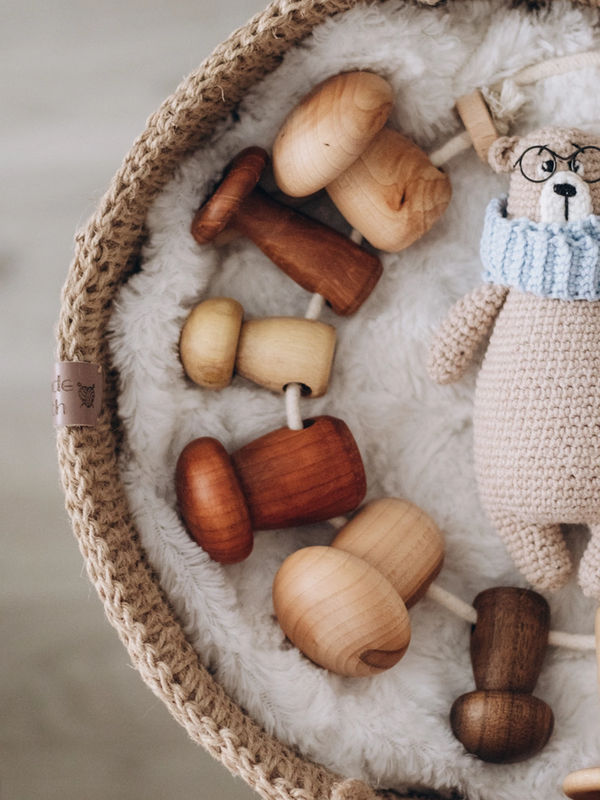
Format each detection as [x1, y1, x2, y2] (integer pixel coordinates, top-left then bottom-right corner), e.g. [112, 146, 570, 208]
[474, 289, 600, 524]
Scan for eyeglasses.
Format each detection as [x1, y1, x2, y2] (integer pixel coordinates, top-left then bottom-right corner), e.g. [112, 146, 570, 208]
[514, 145, 600, 184]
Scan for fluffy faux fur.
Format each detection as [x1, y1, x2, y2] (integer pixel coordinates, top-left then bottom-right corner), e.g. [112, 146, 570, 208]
[108, 2, 600, 798]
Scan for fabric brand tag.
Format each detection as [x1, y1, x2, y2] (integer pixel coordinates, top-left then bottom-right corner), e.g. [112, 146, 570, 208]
[52, 362, 103, 427]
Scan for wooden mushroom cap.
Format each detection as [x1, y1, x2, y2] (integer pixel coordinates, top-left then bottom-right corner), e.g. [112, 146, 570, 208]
[175, 437, 253, 564]
[450, 690, 554, 764]
[179, 297, 244, 390]
[272, 546, 411, 677]
[563, 768, 600, 799]
[273, 71, 394, 197]
[191, 147, 269, 244]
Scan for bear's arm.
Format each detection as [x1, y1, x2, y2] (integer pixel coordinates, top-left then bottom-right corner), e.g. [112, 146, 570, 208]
[427, 283, 509, 385]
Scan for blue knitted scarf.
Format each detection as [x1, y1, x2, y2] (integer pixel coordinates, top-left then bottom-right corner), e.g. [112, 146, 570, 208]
[480, 195, 600, 301]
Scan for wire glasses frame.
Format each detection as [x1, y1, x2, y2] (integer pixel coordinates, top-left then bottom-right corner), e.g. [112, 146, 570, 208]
[514, 144, 600, 184]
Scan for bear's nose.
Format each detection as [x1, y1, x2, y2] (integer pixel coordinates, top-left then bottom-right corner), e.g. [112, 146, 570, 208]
[553, 183, 577, 197]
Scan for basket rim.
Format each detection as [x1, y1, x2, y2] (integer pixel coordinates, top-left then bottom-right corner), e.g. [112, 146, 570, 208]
[55, 0, 599, 798]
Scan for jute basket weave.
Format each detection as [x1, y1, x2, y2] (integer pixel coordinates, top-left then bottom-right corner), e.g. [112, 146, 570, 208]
[55, 0, 599, 797]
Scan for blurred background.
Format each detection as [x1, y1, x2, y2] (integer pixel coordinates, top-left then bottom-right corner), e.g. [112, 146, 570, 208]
[0, 1, 269, 797]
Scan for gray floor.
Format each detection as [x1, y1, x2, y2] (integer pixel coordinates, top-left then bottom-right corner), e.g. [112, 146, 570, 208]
[0, 2, 269, 797]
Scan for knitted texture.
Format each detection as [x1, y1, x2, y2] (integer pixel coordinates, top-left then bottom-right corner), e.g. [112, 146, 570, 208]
[54, 2, 600, 799]
[473, 290, 600, 587]
[487, 126, 600, 222]
[481, 196, 600, 300]
[427, 283, 509, 384]
[431, 125, 600, 598]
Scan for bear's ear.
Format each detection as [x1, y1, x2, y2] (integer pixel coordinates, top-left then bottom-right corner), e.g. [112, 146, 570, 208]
[488, 136, 521, 174]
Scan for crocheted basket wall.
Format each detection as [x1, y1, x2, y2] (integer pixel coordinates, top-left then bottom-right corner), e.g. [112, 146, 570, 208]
[55, 1, 600, 799]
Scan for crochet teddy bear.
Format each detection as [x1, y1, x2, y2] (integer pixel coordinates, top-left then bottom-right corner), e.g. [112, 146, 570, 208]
[428, 126, 600, 597]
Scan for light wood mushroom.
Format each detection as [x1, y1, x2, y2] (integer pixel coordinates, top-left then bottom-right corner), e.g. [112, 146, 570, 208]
[179, 297, 337, 398]
[273, 72, 452, 252]
[272, 497, 444, 677]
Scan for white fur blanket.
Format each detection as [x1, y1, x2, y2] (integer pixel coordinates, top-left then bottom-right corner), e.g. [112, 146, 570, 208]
[108, 2, 600, 797]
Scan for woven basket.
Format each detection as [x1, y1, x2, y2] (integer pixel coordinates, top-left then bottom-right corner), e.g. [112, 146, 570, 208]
[55, 0, 599, 798]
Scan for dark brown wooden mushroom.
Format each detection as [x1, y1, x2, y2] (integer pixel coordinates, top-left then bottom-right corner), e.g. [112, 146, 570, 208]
[450, 587, 554, 763]
[191, 147, 382, 316]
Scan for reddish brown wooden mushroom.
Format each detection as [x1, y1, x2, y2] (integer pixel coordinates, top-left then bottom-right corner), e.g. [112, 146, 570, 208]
[175, 415, 367, 563]
[191, 147, 382, 316]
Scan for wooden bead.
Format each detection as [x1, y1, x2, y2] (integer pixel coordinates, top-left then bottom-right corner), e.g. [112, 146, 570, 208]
[273, 71, 394, 197]
[326, 127, 452, 252]
[179, 298, 243, 390]
[191, 148, 382, 316]
[455, 90, 499, 165]
[272, 546, 411, 677]
[236, 317, 336, 397]
[175, 437, 253, 564]
[231, 415, 366, 530]
[330, 498, 444, 608]
[563, 607, 600, 798]
[450, 587, 554, 763]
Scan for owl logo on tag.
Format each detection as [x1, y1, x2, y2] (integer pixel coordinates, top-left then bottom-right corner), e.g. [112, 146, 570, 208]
[77, 383, 95, 409]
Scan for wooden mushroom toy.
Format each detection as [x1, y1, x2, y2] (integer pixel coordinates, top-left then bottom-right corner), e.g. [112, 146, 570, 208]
[179, 297, 336, 398]
[191, 147, 382, 316]
[563, 607, 600, 799]
[273, 72, 452, 252]
[175, 415, 366, 564]
[450, 587, 554, 763]
[272, 497, 443, 677]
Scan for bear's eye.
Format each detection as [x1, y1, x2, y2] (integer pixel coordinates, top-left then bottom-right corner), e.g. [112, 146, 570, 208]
[569, 159, 584, 176]
[539, 160, 555, 175]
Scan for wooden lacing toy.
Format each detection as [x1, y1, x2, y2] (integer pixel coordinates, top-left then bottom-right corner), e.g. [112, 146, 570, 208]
[176, 70, 457, 677]
[176, 64, 598, 690]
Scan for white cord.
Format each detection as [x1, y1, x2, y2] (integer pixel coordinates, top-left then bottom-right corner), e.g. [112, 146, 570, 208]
[429, 131, 472, 168]
[305, 292, 326, 320]
[285, 383, 303, 431]
[426, 581, 596, 651]
[506, 50, 600, 87]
